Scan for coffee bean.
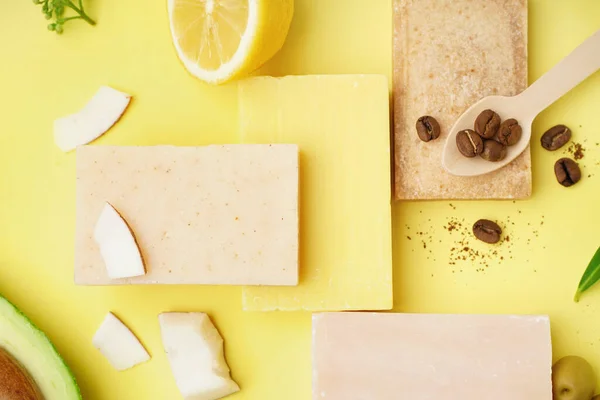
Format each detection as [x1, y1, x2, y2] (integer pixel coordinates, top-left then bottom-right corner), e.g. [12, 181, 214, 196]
[456, 129, 483, 157]
[416, 116, 441, 142]
[554, 157, 581, 187]
[496, 118, 522, 146]
[541, 125, 571, 151]
[473, 219, 502, 244]
[480, 140, 507, 162]
[474, 109, 501, 139]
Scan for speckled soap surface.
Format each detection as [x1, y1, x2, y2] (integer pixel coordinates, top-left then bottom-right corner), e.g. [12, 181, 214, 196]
[393, 0, 531, 200]
[74, 144, 299, 286]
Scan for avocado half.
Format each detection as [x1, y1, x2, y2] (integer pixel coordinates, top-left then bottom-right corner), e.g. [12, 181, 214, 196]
[0, 295, 81, 399]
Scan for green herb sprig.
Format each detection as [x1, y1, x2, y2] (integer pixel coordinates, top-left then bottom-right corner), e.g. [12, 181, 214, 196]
[574, 245, 600, 302]
[33, 0, 96, 34]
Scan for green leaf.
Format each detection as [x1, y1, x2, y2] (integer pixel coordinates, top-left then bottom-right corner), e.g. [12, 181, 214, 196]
[574, 245, 600, 302]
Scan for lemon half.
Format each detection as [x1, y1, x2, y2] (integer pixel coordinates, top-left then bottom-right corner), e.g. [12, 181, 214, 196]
[168, 0, 294, 84]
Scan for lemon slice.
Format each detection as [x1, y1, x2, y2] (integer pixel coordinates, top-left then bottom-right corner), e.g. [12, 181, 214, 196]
[168, 0, 294, 84]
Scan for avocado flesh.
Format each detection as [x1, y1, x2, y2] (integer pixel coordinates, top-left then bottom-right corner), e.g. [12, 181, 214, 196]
[0, 295, 81, 399]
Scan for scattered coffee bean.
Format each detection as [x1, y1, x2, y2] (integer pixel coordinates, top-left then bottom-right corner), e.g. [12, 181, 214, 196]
[541, 125, 571, 151]
[474, 109, 501, 139]
[473, 219, 502, 244]
[496, 118, 522, 146]
[416, 116, 441, 142]
[480, 140, 507, 162]
[554, 157, 581, 187]
[456, 129, 483, 157]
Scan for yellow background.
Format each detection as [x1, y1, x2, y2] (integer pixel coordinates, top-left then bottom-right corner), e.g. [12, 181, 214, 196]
[1, 0, 599, 398]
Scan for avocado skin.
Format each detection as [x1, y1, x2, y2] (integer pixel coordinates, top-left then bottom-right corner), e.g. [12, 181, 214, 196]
[0, 295, 82, 400]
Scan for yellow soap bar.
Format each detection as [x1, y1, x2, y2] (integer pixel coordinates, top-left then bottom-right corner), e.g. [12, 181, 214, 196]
[239, 75, 393, 311]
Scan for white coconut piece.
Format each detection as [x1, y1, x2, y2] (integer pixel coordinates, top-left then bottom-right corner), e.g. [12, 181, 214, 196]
[92, 312, 150, 371]
[54, 86, 131, 152]
[158, 313, 240, 400]
[93, 202, 145, 279]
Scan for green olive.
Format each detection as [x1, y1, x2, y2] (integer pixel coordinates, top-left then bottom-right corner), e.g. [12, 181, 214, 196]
[552, 356, 596, 400]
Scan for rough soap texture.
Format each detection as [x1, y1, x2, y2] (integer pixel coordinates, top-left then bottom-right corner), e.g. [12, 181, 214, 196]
[313, 313, 552, 400]
[393, 0, 531, 200]
[75, 145, 299, 286]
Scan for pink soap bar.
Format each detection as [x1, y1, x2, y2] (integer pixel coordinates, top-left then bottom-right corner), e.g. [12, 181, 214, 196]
[313, 313, 552, 400]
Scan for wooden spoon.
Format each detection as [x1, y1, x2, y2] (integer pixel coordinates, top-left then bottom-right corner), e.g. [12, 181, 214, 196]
[0, 347, 42, 400]
[442, 29, 600, 177]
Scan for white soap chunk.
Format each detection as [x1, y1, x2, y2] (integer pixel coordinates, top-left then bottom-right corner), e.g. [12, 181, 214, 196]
[54, 86, 131, 152]
[93, 202, 145, 279]
[159, 313, 240, 400]
[92, 312, 150, 371]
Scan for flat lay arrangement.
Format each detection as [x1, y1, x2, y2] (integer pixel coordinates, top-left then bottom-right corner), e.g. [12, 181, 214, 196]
[0, 1, 600, 399]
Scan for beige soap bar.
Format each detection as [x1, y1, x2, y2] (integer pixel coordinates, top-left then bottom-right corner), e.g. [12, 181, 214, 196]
[75, 145, 299, 286]
[313, 312, 552, 400]
[393, 0, 531, 200]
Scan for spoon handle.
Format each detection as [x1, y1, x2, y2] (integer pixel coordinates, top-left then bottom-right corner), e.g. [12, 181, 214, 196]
[516, 29, 600, 115]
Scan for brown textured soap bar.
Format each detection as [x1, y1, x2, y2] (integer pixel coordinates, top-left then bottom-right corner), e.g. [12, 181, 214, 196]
[393, 0, 531, 200]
